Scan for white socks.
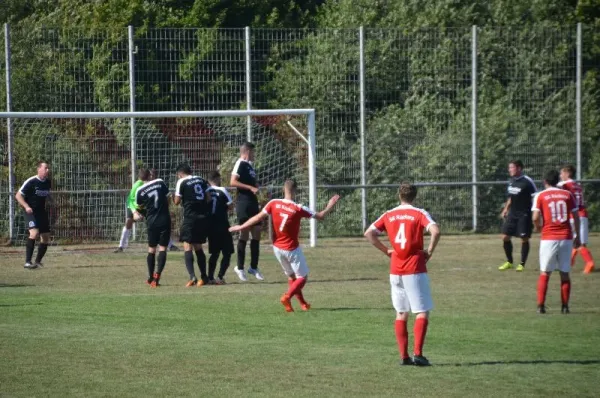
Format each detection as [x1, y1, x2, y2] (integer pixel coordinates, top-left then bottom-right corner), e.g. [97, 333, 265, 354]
[119, 227, 131, 248]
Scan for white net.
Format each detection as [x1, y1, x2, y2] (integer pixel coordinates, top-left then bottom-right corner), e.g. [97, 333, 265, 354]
[1, 113, 311, 243]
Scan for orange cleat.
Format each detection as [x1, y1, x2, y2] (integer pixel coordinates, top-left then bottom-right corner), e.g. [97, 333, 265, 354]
[185, 279, 197, 287]
[584, 262, 595, 274]
[197, 279, 206, 287]
[150, 280, 159, 288]
[280, 294, 294, 312]
[145, 279, 153, 286]
[300, 303, 311, 311]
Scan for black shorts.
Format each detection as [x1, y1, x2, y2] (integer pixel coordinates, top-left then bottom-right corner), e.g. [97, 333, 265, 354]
[25, 211, 50, 234]
[208, 230, 234, 254]
[502, 214, 532, 238]
[147, 224, 171, 248]
[179, 216, 207, 244]
[236, 200, 259, 224]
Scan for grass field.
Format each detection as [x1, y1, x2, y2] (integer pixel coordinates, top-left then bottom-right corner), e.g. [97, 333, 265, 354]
[1, 235, 600, 397]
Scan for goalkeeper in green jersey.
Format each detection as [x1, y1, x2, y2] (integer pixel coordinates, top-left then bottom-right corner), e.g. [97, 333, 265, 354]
[114, 168, 180, 253]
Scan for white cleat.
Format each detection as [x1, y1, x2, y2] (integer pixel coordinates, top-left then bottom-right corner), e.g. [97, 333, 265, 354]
[247, 268, 264, 281]
[234, 267, 248, 282]
[24, 262, 37, 270]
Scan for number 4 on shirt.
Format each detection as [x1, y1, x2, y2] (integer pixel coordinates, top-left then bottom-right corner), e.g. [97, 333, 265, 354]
[394, 223, 407, 249]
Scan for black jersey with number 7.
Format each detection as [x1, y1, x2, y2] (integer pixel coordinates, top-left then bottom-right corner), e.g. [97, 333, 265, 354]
[135, 178, 171, 226]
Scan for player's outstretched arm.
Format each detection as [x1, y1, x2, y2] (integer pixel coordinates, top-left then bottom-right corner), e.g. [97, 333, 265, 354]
[314, 195, 341, 220]
[229, 212, 268, 233]
[424, 224, 441, 261]
[364, 228, 392, 257]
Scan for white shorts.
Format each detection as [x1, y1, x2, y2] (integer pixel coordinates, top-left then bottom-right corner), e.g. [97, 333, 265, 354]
[389, 273, 433, 314]
[570, 217, 589, 244]
[540, 239, 573, 273]
[273, 246, 309, 278]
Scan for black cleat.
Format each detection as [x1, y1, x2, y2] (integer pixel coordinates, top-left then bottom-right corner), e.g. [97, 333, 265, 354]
[34, 262, 44, 269]
[400, 357, 414, 366]
[113, 247, 124, 253]
[169, 245, 180, 252]
[537, 305, 546, 314]
[413, 355, 431, 367]
[561, 305, 570, 314]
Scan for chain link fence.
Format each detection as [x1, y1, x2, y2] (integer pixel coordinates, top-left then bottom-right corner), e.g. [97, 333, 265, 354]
[1, 25, 599, 243]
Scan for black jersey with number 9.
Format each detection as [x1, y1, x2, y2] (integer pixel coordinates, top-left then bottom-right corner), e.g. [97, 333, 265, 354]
[135, 179, 171, 226]
[175, 175, 209, 218]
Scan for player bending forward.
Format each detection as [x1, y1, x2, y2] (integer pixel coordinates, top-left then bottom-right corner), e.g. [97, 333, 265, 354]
[532, 170, 580, 314]
[558, 165, 595, 274]
[229, 180, 339, 312]
[364, 183, 441, 367]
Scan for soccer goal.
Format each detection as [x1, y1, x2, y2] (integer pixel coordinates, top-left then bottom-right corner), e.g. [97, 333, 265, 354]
[0, 110, 318, 246]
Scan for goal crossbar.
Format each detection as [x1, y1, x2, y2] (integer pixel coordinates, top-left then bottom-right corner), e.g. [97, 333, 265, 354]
[1, 109, 319, 247]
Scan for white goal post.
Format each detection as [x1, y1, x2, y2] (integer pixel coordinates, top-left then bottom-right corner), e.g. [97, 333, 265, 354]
[0, 109, 319, 247]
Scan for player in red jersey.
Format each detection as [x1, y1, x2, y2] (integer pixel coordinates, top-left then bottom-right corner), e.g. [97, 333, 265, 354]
[364, 183, 441, 367]
[229, 180, 340, 312]
[558, 165, 595, 274]
[532, 170, 581, 314]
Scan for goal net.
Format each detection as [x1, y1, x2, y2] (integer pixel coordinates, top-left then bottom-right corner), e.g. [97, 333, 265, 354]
[0, 110, 317, 246]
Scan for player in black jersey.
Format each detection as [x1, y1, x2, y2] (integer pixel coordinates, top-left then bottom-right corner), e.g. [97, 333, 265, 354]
[15, 161, 52, 269]
[499, 160, 538, 271]
[135, 175, 172, 287]
[230, 142, 264, 282]
[207, 171, 235, 284]
[173, 164, 211, 286]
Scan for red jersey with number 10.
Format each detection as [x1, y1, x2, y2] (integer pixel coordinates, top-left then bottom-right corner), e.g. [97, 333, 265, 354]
[532, 188, 578, 240]
[262, 199, 315, 251]
[558, 179, 588, 218]
[369, 205, 436, 276]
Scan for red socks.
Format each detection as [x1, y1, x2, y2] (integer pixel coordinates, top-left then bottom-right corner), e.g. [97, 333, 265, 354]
[413, 318, 429, 357]
[537, 274, 550, 306]
[580, 247, 594, 265]
[285, 277, 306, 299]
[287, 278, 308, 305]
[395, 320, 409, 359]
[561, 280, 571, 306]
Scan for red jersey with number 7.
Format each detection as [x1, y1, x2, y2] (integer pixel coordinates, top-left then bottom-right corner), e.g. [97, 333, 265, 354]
[531, 188, 578, 240]
[369, 205, 436, 276]
[262, 199, 315, 251]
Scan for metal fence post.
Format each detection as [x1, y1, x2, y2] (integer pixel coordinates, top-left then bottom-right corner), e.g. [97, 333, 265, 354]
[576, 23, 582, 181]
[359, 26, 367, 231]
[471, 25, 478, 232]
[128, 25, 137, 239]
[245, 26, 252, 142]
[5, 23, 14, 242]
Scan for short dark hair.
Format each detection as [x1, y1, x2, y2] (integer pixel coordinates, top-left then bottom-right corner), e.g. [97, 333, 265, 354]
[284, 179, 298, 191]
[544, 169, 560, 187]
[241, 142, 255, 152]
[207, 170, 221, 182]
[37, 160, 49, 168]
[149, 168, 157, 180]
[138, 168, 150, 181]
[561, 164, 576, 178]
[509, 160, 524, 169]
[399, 182, 417, 203]
[176, 163, 192, 175]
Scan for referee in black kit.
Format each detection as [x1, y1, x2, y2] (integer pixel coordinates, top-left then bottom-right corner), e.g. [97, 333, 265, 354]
[499, 160, 537, 272]
[230, 142, 265, 282]
[15, 161, 52, 269]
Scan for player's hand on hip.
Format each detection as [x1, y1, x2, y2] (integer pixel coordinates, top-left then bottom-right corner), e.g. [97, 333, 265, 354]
[422, 250, 432, 262]
[386, 249, 394, 258]
[25, 207, 33, 214]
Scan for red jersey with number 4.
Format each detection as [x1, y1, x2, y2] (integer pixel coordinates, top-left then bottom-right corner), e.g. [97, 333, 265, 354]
[262, 199, 315, 251]
[532, 188, 578, 240]
[369, 205, 436, 276]
[558, 179, 588, 218]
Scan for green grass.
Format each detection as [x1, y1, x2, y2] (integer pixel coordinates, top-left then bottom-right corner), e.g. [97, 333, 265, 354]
[1, 235, 600, 397]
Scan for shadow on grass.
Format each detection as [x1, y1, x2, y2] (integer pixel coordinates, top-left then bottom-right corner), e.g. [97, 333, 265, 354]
[436, 359, 600, 367]
[0, 283, 34, 288]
